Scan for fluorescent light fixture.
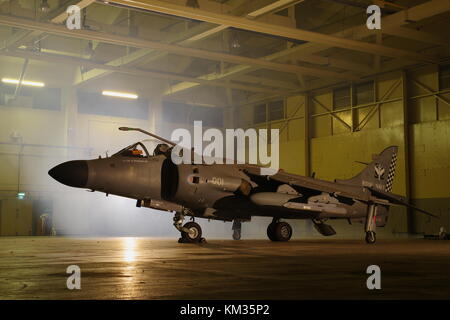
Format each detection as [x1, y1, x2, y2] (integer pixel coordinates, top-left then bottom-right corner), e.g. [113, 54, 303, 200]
[2, 78, 45, 87]
[102, 90, 138, 99]
[17, 192, 26, 200]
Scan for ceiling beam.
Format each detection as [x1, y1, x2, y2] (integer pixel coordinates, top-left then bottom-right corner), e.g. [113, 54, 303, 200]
[164, 0, 449, 97]
[235, 56, 434, 109]
[74, 22, 218, 85]
[0, 14, 356, 80]
[383, 26, 450, 47]
[163, 43, 370, 96]
[246, 0, 304, 19]
[0, 49, 289, 95]
[1, 0, 96, 50]
[106, 0, 437, 63]
[0, 29, 38, 50]
[185, 0, 303, 43]
[345, 0, 450, 46]
[237, 75, 300, 90]
[76, 0, 304, 85]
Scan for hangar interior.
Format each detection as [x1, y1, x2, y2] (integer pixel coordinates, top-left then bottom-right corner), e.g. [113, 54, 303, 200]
[0, 0, 449, 239]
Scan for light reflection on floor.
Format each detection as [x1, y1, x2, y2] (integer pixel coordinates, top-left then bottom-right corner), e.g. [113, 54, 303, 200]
[121, 237, 139, 296]
[122, 237, 137, 263]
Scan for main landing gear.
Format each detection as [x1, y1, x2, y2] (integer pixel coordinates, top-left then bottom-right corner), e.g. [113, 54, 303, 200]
[173, 211, 206, 243]
[364, 203, 377, 244]
[267, 218, 292, 242]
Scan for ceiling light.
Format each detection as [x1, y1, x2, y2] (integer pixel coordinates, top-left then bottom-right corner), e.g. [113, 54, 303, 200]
[102, 90, 138, 99]
[1, 78, 45, 87]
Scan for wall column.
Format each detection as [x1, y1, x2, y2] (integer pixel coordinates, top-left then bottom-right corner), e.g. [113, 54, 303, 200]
[304, 92, 311, 177]
[401, 70, 413, 233]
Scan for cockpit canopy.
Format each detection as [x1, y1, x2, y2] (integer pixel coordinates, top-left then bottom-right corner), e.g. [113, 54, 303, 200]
[112, 142, 171, 158]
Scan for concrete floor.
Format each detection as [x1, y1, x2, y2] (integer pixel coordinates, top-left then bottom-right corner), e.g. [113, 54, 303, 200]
[1, 237, 450, 299]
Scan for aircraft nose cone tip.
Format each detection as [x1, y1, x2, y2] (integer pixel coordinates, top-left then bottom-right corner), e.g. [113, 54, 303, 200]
[48, 160, 89, 188]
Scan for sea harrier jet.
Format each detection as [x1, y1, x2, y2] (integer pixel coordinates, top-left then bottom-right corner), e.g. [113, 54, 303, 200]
[49, 127, 436, 244]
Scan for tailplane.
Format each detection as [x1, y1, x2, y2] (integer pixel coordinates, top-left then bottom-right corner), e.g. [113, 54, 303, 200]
[336, 146, 398, 192]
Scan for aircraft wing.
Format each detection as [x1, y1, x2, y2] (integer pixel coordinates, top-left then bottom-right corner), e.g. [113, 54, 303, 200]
[242, 165, 368, 202]
[368, 187, 439, 218]
[243, 165, 438, 219]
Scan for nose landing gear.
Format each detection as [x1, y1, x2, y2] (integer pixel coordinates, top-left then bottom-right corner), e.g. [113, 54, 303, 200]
[180, 221, 203, 243]
[173, 211, 206, 243]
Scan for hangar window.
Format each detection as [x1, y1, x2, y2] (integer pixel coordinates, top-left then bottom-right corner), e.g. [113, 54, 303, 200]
[190, 106, 223, 127]
[333, 86, 351, 109]
[439, 64, 450, 90]
[163, 102, 223, 127]
[33, 88, 61, 110]
[355, 81, 374, 106]
[254, 104, 266, 123]
[0, 84, 61, 110]
[77, 91, 148, 119]
[163, 101, 191, 124]
[268, 100, 285, 121]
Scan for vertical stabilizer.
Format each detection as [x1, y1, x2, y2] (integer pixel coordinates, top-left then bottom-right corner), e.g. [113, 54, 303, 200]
[336, 146, 398, 192]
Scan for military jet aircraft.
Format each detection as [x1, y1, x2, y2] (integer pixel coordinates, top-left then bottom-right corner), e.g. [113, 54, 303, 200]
[48, 127, 437, 244]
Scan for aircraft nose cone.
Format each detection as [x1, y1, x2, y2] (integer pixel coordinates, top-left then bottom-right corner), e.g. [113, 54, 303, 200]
[48, 160, 89, 188]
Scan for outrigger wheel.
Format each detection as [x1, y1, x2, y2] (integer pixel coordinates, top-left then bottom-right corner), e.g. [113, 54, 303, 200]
[267, 221, 292, 242]
[179, 222, 205, 243]
[365, 231, 376, 244]
[364, 203, 378, 244]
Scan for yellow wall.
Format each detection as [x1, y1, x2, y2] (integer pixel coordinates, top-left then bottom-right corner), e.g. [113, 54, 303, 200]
[239, 66, 450, 236]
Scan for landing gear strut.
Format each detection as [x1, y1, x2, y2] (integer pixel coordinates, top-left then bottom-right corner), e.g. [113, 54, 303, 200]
[232, 220, 241, 240]
[173, 211, 205, 243]
[364, 204, 377, 244]
[267, 218, 292, 242]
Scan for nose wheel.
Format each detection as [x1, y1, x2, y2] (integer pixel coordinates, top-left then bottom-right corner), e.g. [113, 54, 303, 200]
[174, 211, 205, 243]
[179, 221, 204, 243]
